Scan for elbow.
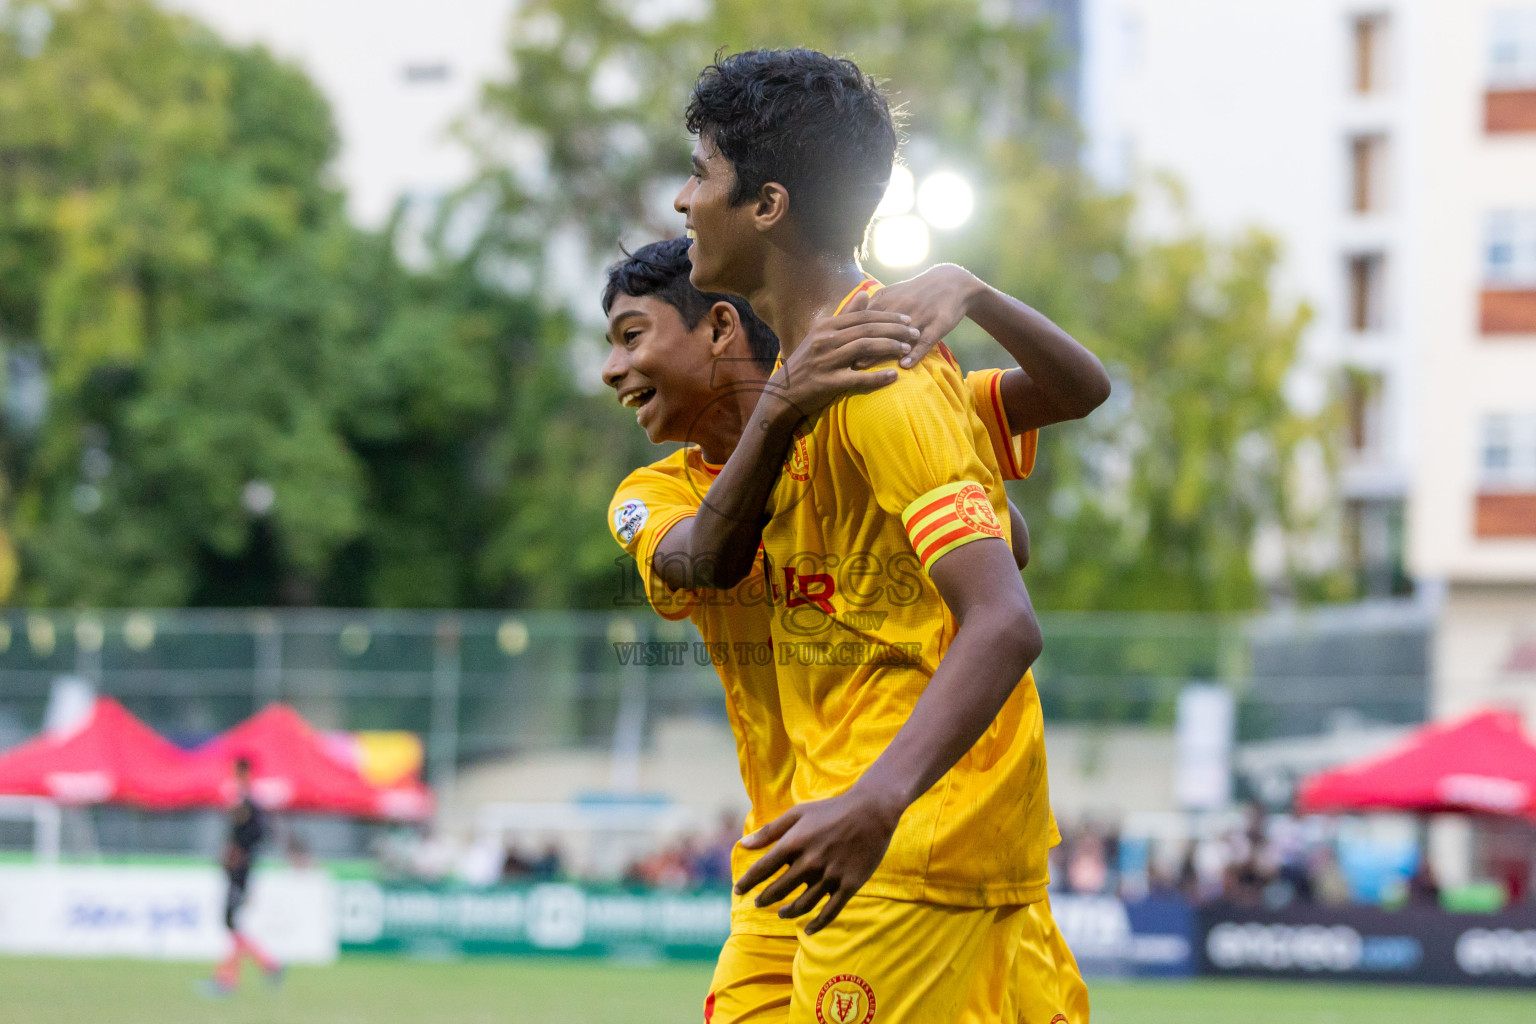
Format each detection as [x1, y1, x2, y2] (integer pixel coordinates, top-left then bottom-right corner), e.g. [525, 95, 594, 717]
[1066, 362, 1113, 421]
[691, 549, 751, 590]
[975, 600, 1042, 676]
[1012, 612, 1044, 670]
[1085, 364, 1113, 414]
[707, 559, 751, 590]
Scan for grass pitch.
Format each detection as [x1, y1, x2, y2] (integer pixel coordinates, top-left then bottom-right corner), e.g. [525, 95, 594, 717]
[2, 956, 1534, 1024]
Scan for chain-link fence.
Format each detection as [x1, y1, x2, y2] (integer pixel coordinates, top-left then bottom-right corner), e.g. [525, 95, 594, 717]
[0, 603, 1434, 859]
[0, 602, 1434, 763]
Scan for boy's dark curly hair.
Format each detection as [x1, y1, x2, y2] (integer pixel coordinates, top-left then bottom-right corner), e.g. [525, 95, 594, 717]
[685, 48, 899, 253]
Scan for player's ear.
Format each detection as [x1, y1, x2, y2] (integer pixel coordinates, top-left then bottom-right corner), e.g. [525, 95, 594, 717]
[752, 182, 790, 234]
[706, 301, 741, 356]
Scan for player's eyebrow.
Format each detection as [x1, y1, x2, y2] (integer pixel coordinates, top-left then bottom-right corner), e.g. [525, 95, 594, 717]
[606, 309, 645, 340]
[690, 152, 707, 175]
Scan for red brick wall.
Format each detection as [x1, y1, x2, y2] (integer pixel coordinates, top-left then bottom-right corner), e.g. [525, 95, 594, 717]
[1481, 290, 1536, 334]
[1476, 493, 1536, 538]
[1486, 89, 1536, 133]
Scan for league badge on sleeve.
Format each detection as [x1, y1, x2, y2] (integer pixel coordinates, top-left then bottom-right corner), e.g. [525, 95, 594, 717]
[614, 499, 649, 545]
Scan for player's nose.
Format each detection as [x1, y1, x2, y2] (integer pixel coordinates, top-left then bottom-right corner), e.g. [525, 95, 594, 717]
[673, 178, 692, 216]
[601, 345, 628, 391]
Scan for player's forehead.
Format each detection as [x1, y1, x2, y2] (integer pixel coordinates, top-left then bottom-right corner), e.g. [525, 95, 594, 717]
[690, 134, 730, 173]
[606, 293, 686, 337]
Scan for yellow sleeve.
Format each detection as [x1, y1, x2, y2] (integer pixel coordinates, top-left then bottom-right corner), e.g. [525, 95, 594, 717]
[843, 366, 1008, 575]
[965, 368, 1038, 480]
[607, 468, 701, 621]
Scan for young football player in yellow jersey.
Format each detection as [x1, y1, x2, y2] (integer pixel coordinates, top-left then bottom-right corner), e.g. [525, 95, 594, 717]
[601, 238, 1098, 1023]
[666, 50, 1109, 1022]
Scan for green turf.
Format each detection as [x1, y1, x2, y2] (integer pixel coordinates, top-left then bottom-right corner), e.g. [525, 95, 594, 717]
[1, 956, 1533, 1024]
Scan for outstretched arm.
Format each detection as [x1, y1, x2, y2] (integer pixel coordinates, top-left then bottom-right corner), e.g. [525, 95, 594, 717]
[871, 264, 1111, 432]
[734, 537, 1042, 932]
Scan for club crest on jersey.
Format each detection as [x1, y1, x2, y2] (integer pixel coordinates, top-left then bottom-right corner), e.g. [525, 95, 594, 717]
[785, 427, 812, 482]
[954, 483, 1003, 537]
[613, 499, 649, 545]
[816, 974, 875, 1024]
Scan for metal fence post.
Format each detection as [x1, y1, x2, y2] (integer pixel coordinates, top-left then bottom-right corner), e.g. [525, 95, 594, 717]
[254, 612, 282, 711]
[431, 616, 463, 816]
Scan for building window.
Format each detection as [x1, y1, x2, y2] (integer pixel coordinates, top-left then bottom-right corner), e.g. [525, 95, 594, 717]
[1490, 9, 1536, 87]
[1347, 253, 1386, 332]
[1345, 498, 1409, 597]
[1481, 413, 1536, 488]
[1349, 135, 1387, 213]
[1487, 10, 1536, 131]
[1476, 412, 1536, 538]
[1344, 370, 1384, 455]
[1486, 211, 1536, 285]
[1482, 212, 1536, 334]
[1353, 13, 1389, 94]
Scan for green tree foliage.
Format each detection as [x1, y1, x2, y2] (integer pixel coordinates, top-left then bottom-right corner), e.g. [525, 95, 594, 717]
[465, 0, 1327, 612]
[0, 0, 614, 608]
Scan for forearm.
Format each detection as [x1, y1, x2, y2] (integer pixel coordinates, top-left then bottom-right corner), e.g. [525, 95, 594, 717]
[968, 282, 1111, 430]
[851, 605, 1040, 814]
[686, 392, 799, 588]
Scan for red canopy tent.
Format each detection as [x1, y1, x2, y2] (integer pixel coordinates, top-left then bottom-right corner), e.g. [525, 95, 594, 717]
[0, 697, 198, 808]
[180, 704, 432, 822]
[1296, 709, 1536, 820]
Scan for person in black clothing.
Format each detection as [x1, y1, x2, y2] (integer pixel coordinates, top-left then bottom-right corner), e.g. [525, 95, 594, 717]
[202, 757, 282, 995]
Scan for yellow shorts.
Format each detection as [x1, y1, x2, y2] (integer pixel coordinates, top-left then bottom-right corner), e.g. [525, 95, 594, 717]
[706, 896, 1085, 1024]
[706, 932, 796, 1024]
[789, 895, 1026, 1024]
[1008, 897, 1089, 1024]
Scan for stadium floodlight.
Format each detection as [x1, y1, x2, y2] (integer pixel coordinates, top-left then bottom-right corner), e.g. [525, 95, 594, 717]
[872, 215, 930, 268]
[874, 164, 915, 219]
[916, 171, 974, 230]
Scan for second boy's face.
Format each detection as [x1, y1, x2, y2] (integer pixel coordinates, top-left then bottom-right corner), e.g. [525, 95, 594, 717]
[602, 294, 718, 446]
[674, 136, 762, 297]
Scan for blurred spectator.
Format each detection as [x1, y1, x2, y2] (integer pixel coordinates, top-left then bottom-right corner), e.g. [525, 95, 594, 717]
[1407, 859, 1441, 907]
[1066, 828, 1109, 894]
[1309, 846, 1352, 907]
[690, 812, 738, 888]
[457, 832, 504, 887]
[529, 841, 564, 881]
[284, 834, 315, 871]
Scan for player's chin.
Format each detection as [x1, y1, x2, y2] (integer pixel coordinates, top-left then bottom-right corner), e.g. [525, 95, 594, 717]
[637, 399, 674, 445]
[688, 254, 724, 294]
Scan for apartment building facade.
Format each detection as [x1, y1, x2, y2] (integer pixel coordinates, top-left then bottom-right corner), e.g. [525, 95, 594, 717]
[1081, 0, 1536, 728]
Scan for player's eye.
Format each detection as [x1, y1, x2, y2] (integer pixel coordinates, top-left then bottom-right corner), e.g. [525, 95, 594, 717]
[623, 329, 642, 346]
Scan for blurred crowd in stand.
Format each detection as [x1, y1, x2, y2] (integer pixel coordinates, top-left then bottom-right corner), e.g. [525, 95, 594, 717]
[369, 812, 741, 890]
[1050, 806, 1536, 910]
[368, 804, 1535, 909]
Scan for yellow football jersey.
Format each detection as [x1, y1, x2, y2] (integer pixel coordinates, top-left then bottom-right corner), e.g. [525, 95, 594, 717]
[757, 283, 1054, 908]
[608, 447, 797, 937]
[966, 367, 1038, 482]
[608, 365, 1039, 928]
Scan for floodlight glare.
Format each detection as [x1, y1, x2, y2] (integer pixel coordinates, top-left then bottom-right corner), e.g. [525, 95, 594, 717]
[916, 171, 975, 229]
[874, 165, 915, 219]
[872, 215, 930, 268]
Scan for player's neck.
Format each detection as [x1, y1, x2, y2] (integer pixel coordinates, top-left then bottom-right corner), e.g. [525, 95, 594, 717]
[750, 251, 867, 359]
[692, 370, 768, 465]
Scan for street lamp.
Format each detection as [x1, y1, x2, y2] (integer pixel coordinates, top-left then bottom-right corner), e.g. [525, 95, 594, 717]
[872, 215, 930, 268]
[915, 171, 974, 230]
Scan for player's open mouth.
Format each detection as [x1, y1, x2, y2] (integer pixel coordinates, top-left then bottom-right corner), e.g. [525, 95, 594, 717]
[619, 387, 656, 410]
[685, 228, 697, 240]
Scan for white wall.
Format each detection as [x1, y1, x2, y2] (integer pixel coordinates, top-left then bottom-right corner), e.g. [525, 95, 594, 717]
[162, 0, 517, 228]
